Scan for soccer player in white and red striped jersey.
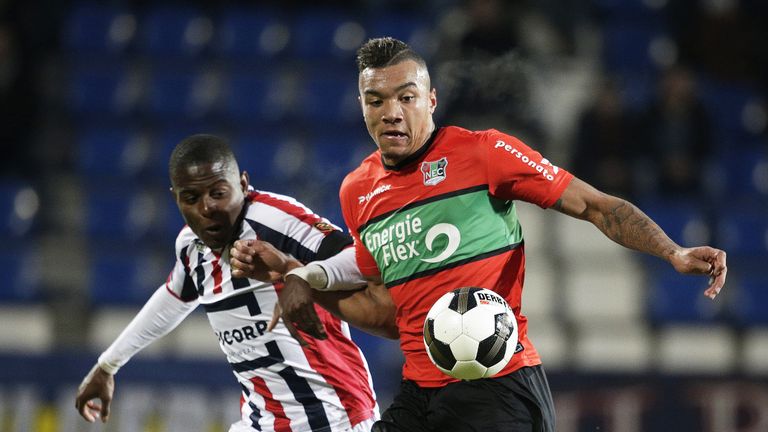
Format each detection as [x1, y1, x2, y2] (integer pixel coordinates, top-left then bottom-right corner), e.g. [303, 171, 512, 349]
[75, 134, 392, 432]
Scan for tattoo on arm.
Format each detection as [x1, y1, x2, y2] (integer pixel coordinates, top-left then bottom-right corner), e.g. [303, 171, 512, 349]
[598, 200, 678, 259]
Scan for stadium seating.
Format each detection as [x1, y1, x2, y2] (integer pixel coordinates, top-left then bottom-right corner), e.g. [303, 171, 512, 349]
[83, 185, 166, 244]
[88, 248, 172, 305]
[221, 70, 285, 123]
[69, 64, 140, 118]
[215, 7, 288, 61]
[63, 3, 135, 57]
[733, 275, 768, 327]
[0, 248, 40, 303]
[647, 267, 723, 324]
[75, 126, 152, 180]
[290, 9, 365, 61]
[146, 66, 217, 120]
[0, 181, 39, 241]
[138, 5, 211, 60]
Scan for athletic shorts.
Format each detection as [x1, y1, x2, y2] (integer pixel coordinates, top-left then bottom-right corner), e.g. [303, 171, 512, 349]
[371, 365, 555, 432]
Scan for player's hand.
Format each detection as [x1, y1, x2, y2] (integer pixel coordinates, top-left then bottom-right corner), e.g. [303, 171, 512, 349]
[75, 364, 115, 423]
[669, 246, 727, 299]
[230, 240, 297, 281]
[268, 275, 327, 344]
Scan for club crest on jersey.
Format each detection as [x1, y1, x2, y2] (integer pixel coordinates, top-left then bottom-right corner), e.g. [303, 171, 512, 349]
[421, 157, 448, 186]
[313, 221, 335, 233]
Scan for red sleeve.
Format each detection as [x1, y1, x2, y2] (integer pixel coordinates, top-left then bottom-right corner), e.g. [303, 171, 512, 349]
[339, 176, 381, 278]
[481, 129, 573, 208]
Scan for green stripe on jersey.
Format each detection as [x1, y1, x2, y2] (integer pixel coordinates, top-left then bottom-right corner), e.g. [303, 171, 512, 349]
[360, 187, 523, 286]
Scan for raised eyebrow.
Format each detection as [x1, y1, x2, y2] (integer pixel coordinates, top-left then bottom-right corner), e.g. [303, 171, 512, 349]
[363, 81, 418, 97]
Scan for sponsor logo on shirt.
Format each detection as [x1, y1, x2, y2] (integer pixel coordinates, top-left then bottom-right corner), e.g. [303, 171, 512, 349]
[421, 157, 448, 186]
[358, 184, 392, 204]
[363, 213, 461, 267]
[215, 320, 269, 346]
[494, 140, 559, 181]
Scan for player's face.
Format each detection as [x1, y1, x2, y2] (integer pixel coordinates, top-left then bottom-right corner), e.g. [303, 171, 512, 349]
[359, 60, 437, 166]
[171, 161, 248, 251]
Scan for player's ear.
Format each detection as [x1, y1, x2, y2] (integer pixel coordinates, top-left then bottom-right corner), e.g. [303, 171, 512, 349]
[429, 88, 437, 114]
[240, 171, 249, 193]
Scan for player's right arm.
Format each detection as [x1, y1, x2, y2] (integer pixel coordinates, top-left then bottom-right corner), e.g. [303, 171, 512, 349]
[76, 232, 200, 423]
[75, 286, 198, 422]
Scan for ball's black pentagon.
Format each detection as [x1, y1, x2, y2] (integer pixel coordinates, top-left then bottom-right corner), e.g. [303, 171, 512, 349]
[477, 334, 506, 368]
[447, 287, 484, 314]
[428, 338, 457, 370]
[424, 317, 436, 346]
[494, 312, 515, 341]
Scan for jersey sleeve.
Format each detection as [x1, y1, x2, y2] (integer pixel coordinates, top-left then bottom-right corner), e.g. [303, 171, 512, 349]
[246, 191, 353, 263]
[339, 177, 380, 279]
[166, 230, 200, 302]
[481, 129, 573, 208]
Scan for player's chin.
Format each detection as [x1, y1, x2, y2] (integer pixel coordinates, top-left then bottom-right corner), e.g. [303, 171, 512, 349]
[201, 234, 228, 250]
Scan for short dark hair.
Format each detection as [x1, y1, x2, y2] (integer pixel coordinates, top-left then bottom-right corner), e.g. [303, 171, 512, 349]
[169, 134, 239, 181]
[356, 37, 427, 72]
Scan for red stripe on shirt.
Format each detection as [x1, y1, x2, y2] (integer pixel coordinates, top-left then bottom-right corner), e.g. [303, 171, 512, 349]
[211, 254, 223, 294]
[250, 375, 292, 432]
[249, 191, 325, 230]
[300, 307, 376, 427]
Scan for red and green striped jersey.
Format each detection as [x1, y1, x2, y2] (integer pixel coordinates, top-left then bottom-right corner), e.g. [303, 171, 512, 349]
[340, 126, 573, 387]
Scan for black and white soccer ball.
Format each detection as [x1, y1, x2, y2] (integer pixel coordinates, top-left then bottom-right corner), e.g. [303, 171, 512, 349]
[423, 287, 518, 380]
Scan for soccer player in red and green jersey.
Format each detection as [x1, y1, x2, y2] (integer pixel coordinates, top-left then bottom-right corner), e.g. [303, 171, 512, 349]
[230, 37, 727, 432]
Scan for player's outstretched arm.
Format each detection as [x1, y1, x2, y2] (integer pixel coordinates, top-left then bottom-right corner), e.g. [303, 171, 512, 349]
[313, 278, 398, 339]
[552, 176, 727, 299]
[75, 364, 114, 423]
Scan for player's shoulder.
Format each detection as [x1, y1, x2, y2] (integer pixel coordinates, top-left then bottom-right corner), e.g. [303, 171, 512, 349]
[438, 125, 507, 146]
[245, 189, 314, 219]
[340, 151, 380, 194]
[174, 225, 198, 252]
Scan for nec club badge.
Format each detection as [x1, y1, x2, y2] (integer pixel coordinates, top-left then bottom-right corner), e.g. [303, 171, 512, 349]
[421, 157, 448, 186]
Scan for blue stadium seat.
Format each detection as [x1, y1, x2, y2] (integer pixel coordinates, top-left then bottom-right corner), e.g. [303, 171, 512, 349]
[698, 78, 764, 146]
[647, 267, 722, 324]
[84, 185, 164, 243]
[88, 248, 172, 305]
[309, 130, 371, 183]
[295, 72, 360, 123]
[231, 130, 284, 185]
[63, 3, 135, 56]
[76, 126, 152, 179]
[0, 181, 39, 240]
[222, 71, 284, 122]
[733, 275, 768, 326]
[638, 200, 711, 247]
[0, 247, 40, 302]
[602, 23, 666, 75]
[216, 7, 288, 61]
[716, 203, 768, 259]
[365, 13, 433, 57]
[138, 6, 211, 59]
[69, 65, 139, 118]
[719, 148, 768, 198]
[146, 67, 216, 120]
[290, 9, 365, 61]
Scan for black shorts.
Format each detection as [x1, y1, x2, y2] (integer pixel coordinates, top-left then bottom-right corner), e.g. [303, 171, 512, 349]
[372, 365, 555, 432]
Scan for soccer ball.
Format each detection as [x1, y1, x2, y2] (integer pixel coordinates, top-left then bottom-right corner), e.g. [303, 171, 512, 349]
[423, 287, 518, 380]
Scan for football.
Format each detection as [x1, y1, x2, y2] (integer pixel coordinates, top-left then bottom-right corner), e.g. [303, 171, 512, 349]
[423, 287, 518, 380]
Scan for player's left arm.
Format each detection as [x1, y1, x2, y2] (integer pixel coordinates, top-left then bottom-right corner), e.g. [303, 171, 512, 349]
[552, 176, 727, 299]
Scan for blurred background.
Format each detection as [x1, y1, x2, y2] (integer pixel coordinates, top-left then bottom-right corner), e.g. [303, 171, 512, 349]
[1, 0, 767, 430]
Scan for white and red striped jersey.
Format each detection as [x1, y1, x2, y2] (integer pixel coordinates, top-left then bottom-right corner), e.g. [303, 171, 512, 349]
[166, 190, 378, 432]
